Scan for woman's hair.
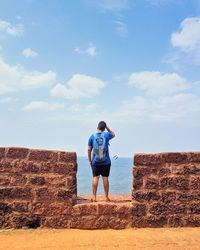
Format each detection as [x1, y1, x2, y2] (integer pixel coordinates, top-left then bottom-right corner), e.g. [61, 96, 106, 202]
[97, 121, 107, 131]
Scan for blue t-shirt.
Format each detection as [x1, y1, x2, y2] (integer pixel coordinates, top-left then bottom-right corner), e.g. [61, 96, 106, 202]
[88, 132, 113, 166]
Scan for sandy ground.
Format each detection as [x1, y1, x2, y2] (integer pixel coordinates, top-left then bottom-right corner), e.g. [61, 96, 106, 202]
[0, 228, 200, 250]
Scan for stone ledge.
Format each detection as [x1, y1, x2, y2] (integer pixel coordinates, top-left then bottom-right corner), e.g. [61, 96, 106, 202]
[76, 194, 131, 204]
[69, 194, 133, 229]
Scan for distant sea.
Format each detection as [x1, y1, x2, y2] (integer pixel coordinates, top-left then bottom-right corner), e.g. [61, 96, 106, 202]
[77, 156, 133, 195]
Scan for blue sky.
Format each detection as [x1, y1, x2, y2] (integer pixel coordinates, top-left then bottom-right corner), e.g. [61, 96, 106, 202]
[0, 0, 200, 157]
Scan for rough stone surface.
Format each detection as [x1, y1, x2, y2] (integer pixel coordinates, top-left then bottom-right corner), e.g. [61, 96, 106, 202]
[0, 147, 77, 229]
[133, 152, 200, 227]
[1, 148, 200, 229]
[71, 194, 132, 229]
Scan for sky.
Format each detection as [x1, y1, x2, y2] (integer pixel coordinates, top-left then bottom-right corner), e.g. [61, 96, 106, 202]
[0, 0, 200, 157]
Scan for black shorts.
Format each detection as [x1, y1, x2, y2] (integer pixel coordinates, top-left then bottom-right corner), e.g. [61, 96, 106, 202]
[91, 164, 111, 177]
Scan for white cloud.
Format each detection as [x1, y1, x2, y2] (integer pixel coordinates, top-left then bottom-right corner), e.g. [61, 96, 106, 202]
[113, 93, 200, 123]
[22, 48, 38, 58]
[114, 20, 128, 38]
[50, 74, 105, 99]
[163, 52, 182, 71]
[74, 44, 97, 57]
[171, 17, 200, 51]
[0, 19, 23, 36]
[23, 101, 65, 111]
[169, 17, 200, 65]
[0, 57, 56, 95]
[128, 71, 189, 95]
[88, 0, 130, 12]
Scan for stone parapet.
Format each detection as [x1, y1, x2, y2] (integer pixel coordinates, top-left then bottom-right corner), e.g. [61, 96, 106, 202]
[132, 152, 200, 227]
[0, 147, 77, 229]
[1, 148, 199, 229]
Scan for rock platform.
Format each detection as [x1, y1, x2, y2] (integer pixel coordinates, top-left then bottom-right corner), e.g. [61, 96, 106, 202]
[71, 194, 133, 229]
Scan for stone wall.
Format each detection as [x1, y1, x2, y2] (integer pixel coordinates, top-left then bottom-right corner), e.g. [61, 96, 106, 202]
[0, 147, 77, 229]
[132, 152, 200, 227]
[1, 147, 200, 229]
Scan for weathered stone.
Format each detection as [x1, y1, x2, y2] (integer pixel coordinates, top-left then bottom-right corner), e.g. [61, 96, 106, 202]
[132, 216, 146, 228]
[0, 147, 77, 229]
[134, 154, 163, 166]
[133, 178, 143, 190]
[0, 187, 32, 200]
[0, 202, 12, 215]
[11, 215, 41, 228]
[12, 202, 29, 212]
[10, 174, 27, 185]
[71, 215, 98, 229]
[7, 147, 29, 159]
[0, 160, 13, 172]
[132, 203, 146, 217]
[189, 153, 200, 163]
[173, 202, 188, 214]
[160, 177, 174, 189]
[0, 176, 10, 186]
[168, 216, 185, 227]
[56, 189, 73, 201]
[162, 153, 188, 164]
[53, 163, 77, 175]
[185, 215, 200, 227]
[145, 177, 159, 189]
[34, 187, 56, 202]
[160, 177, 189, 190]
[28, 150, 58, 162]
[190, 177, 200, 190]
[177, 192, 195, 202]
[172, 164, 200, 175]
[149, 202, 172, 216]
[44, 216, 70, 228]
[161, 192, 176, 203]
[98, 203, 116, 215]
[171, 164, 186, 175]
[173, 177, 189, 190]
[45, 175, 67, 188]
[32, 202, 72, 216]
[146, 215, 168, 227]
[0, 214, 12, 229]
[133, 166, 158, 179]
[115, 204, 133, 218]
[66, 176, 76, 189]
[0, 148, 5, 158]
[73, 203, 98, 215]
[192, 192, 200, 201]
[133, 191, 160, 202]
[95, 215, 110, 229]
[188, 202, 200, 214]
[158, 167, 171, 177]
[59, 152, 77, 163]
[22, 162, 40, 173]
[108, 216, 129, 229]
[30, 176, 45, 185]
[133, 167, 143, 179]
[39, 162, 54, 173]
